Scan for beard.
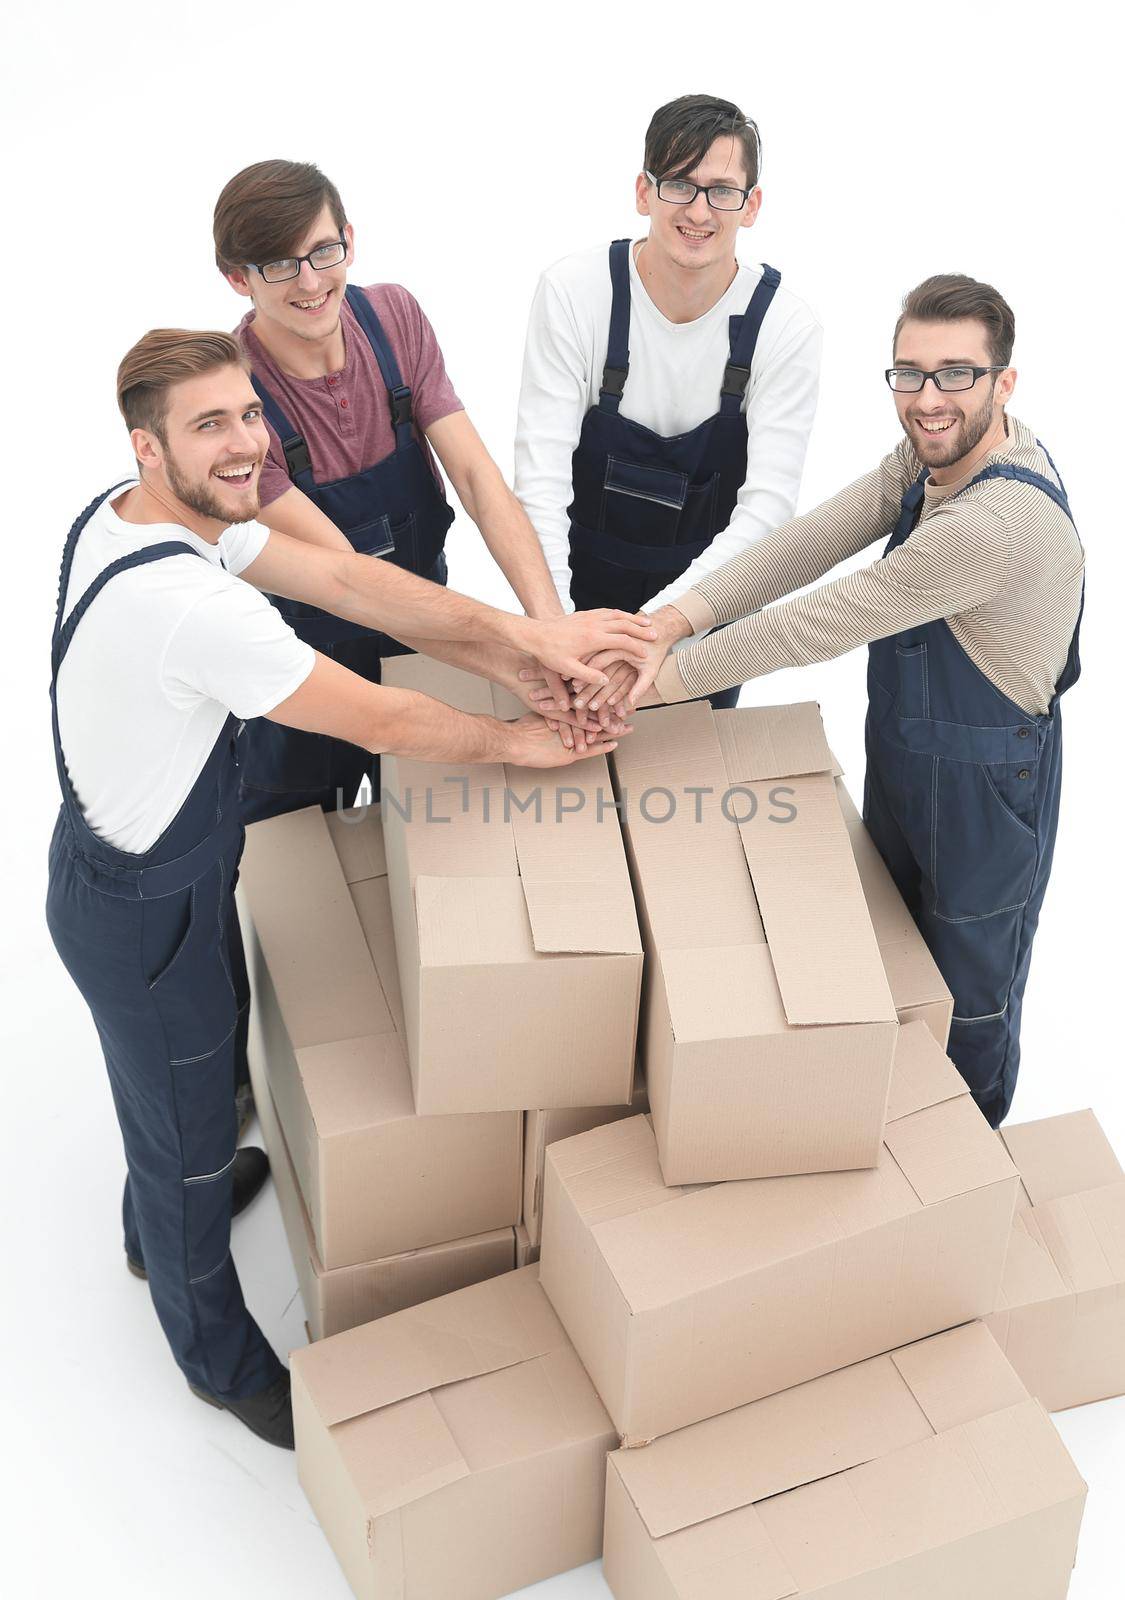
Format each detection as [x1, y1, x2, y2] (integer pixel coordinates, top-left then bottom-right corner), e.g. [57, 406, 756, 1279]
[907, 382, 998, 471]
[163, 447, 261, 525]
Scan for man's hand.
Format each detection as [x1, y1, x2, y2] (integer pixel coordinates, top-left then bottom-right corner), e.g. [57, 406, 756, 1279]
[500, 713, 630, 769]
[516, 610, 657, 690]
[606, 605, 693, 708]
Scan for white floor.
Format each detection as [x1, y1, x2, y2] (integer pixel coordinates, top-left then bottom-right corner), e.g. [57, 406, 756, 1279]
[4, 935, 1122, 1597]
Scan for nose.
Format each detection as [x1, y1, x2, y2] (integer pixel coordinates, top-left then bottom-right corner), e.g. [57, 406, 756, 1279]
[232, 415, 263, 455]
[295, 258, 321, 292]
[685, 190, 713, 225]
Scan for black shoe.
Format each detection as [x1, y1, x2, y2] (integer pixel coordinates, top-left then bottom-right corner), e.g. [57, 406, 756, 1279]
[126, 1147, 271, 1279]
[190, 1370, 294, 1450]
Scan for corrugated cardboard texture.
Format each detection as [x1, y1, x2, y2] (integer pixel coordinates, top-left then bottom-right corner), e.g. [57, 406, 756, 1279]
[522, 1077, 650, 1248]
[611, 701, 897, 1183]
[292, 1267, 617, 1600]
[604, 1323, 1086, 1600]
[246, 1013, 515, 1341]
[380, 655, 642, 1113]
[238, 806, 522, 1269]
[987, 1110, 1125, 1410]
[540, 1022, 1018, 1444]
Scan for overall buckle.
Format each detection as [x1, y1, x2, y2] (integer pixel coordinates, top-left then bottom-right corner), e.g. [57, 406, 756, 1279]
[282, 434, 312, 478]
[720, 362, 752, 399]
[390, 387, 414, 428]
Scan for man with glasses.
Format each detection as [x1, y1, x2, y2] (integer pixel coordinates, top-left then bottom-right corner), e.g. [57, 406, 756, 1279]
[215, 159, 579, 822]
[577, 274, 1085, 1128]
[514, 93, 821, 710]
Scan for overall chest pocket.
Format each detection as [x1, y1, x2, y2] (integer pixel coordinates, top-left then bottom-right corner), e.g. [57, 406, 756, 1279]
[894, 640, 930, 719]
[602, 457, 688, 546]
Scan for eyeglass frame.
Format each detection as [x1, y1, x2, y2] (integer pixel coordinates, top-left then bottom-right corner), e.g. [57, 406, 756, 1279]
[885, 364, 1007, 394]
[643, 170, 757, 212]
[246, 235, 349, 284]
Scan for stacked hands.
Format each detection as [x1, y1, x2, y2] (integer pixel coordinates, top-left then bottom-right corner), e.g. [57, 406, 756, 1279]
[498, 605, 688, 767]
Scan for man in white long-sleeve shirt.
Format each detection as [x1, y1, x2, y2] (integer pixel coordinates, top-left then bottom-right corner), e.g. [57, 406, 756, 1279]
[514, 92, 821, 708]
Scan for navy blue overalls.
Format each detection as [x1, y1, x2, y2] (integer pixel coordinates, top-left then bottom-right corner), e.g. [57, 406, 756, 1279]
[242, 284, 454, 822]
[567, 238, 780, 710]
[863, 452, 1083, 1127]
[45, 487, 282, 1400]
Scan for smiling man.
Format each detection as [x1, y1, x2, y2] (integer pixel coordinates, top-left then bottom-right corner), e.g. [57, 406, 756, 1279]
[214, 159, 574, 821]
[45, 329, 644, 1450]
[515, 93, 821, 709]
[588, 274, 1085, 1127]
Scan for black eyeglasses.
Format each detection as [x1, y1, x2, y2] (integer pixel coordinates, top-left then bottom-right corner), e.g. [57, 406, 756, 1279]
[885, 365, 1005, 394]
[644, 171, 755, 212]
[248, 238, 348, 284]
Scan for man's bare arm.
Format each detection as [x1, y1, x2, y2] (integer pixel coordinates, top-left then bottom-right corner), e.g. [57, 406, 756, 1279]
[267, 653, 620, 769]
[242, 531, 656, 688]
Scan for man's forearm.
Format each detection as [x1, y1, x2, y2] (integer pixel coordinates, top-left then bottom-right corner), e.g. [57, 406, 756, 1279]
[460, 464, 565, 620]
[336, 554, 537, 652]
[366, 686, 512, 763]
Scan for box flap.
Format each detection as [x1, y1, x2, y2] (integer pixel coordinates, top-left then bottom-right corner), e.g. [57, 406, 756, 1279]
[349, 876, 405, 1035]
[1000, 1111, 1125, 1206]
[416, 876, 536, 967]
[333, 1389, 472, 1519]
[884, 1093, 1017, 1206]
[714, 702, 835, 782]
[431, 1343, 614, 1470]
[505, 761, 641, 954]
[325, 806, 387, 884]
[380, 652, 497, 714]
[660, 944, 789, 1042]
[595, 1143, 921, 1311]
[890, 1322, 1029, 1432]
[1030, 1182, 1125, 1294]
[884, 1021, 969, 1122]
[730, 771, 898, 1027]
[655, 1502, 798, 1600]
[292, 1265, 565, 1429]
[611, 1349, 932, 1538]
[546, 1114, 681, 1226]
[239, 806, 393, 1049]
[993, 1208, 1071, 1308]
[296, 1032, 415, 1136]
[877, 936, 951, 1015]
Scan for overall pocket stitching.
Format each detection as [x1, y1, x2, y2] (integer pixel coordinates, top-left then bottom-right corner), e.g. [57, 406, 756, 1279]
[979, 761, 1038, 841]
[147, 884, 196, 992]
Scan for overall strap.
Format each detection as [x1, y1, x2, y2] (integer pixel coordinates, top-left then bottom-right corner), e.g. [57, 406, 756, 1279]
[249, 372, 313, 480]
[719, 264, 781, 415]
[599, 239, 633, 415]
[883, 471, 929, 556]
[53, 483, 131, 662]
[345, 284, 414, 448]
[53, 541, 203, 679]
[962, 461, 1075, 525]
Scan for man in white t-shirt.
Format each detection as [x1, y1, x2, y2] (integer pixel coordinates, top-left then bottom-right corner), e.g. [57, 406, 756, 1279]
[46, 328, 649, 1449]
[515, 92, 821, 713]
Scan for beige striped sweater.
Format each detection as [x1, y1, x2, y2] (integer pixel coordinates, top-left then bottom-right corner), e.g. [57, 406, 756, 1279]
[653, 415, 1085, 716]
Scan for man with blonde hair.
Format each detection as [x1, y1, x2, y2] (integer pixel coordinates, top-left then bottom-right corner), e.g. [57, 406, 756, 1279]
[46, 328, 647, 1447]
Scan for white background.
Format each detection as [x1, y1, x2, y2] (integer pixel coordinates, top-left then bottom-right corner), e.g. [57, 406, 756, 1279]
[3, 2, 1121, 1595]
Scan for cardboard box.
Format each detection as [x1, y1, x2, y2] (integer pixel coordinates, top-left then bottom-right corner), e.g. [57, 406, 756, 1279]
[604, 1321, 1086, 1600]
[514, 1221, 538, 1268]
[523, 1076, 650, 1250]
[836, 778, 953, 1046]
[380, 654, 643, 1113]
[291, 1266, 618, 1600]
[247, 1025, 514, 1340]
[986, 1109, 1125, 1411]
[238, 805, 522, 1268]
[540, 1021, 1018, 1444]
[612, 701, 898, 1183]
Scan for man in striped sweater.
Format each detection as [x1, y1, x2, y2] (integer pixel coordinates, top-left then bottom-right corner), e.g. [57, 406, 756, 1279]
[527, 274, 1085, 1126]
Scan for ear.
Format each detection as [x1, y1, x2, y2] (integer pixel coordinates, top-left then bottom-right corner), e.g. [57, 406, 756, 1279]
[224, 265, 255, 301]
[739, 185, 763, 231]
[131, 427, 163, 474]
[343, 221, 356, 266]
[996, 366, 1017, 405]
[635, 170, 652, 218]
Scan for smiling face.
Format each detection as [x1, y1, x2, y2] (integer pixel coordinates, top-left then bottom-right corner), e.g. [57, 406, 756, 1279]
[132, 364, 269, 525]
[636, 134, 761, 274]
[224, 202, 355, 350]
[892, 317, 1016, 472]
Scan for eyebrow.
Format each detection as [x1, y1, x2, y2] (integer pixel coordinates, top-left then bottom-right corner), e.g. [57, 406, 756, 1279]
[185, 400, 260, 426]
[894, 357, 982, 367]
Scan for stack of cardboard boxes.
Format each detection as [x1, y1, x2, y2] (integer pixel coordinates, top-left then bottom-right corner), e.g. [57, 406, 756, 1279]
[238, 659, 1121, 1600]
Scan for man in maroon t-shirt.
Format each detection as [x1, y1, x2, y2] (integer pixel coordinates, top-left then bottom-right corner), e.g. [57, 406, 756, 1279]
[214, 158, 583, 820]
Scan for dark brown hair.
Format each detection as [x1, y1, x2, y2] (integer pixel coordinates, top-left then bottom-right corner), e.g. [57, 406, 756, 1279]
[117, 329, 247, 441]
[894, 274, 1016, 367]
[644, 95, 761, 188]
[213, 159, 347, 273]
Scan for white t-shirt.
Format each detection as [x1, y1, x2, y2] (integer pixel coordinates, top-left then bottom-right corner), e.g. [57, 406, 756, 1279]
[515, 242, 822, 613]
[56, 482, 315, 853]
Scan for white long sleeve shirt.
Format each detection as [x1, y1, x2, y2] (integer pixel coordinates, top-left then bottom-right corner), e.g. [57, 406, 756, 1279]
[514, 240, 822, 613]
